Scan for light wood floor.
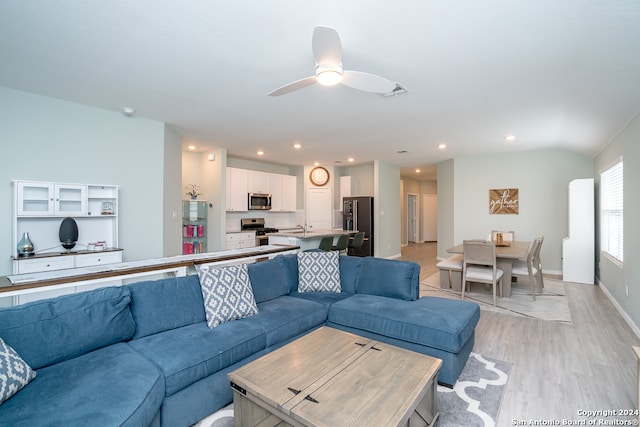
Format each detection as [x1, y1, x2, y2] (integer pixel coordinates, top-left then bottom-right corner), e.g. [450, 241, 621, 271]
[400, 242, 640, 423]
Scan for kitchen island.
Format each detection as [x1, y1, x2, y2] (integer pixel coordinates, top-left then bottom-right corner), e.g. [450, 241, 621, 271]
[268, 229, 353, 251]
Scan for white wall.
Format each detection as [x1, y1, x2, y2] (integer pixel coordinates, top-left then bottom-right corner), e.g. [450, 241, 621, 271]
[374, 160, 402, 258]
[438, 148, 593, 272]
[595, 112, 640, 332]
[0, 87, 177, 276]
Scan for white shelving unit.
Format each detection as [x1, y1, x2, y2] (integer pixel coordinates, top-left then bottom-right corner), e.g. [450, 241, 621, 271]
[12, 180, 122, 304]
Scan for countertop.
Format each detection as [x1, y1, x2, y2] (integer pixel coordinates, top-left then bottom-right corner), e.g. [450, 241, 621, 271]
[270, 229, 354, 239]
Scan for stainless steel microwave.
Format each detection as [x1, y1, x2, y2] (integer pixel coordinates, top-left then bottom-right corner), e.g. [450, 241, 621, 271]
[248, 193, 272, 210]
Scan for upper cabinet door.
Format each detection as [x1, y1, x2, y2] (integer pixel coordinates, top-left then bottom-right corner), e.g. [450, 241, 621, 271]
[227, 167, 248, 211]
[281, 175, 297, 211]
[16, 182, 55, 215]
[54, 184, 87, 216]
[247, 170, 270, 194]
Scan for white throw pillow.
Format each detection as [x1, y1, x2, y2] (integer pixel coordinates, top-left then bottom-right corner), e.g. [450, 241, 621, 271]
[0, 337, 36, 406]
[297, 251, 341, 293]
[197, 264, 259, 329]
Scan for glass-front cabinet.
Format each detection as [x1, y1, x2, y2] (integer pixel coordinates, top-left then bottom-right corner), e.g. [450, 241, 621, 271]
[182, 200, 207, 254]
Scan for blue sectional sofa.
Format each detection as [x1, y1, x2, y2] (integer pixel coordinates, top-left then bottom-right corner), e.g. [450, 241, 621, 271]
[0, 254, 480, 427]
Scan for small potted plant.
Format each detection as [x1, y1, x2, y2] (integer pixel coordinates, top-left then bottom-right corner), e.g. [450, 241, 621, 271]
[186, 184, 201, 200]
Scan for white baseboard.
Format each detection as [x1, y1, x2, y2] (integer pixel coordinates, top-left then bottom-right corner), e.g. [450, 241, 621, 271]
[387, 253, 402, 260]
[598, 278, 640, 340]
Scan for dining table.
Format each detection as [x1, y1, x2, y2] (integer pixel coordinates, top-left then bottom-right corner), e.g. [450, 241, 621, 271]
[447, 240, 530, 298]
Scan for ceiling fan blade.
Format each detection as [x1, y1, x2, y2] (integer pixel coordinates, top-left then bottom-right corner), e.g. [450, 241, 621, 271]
[341, 70, 397, 94]
[267, 76, 317, 96]
[312, 26, 342, 66]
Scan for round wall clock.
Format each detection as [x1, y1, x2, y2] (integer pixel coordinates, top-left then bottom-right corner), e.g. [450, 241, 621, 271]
[309, 166, 330, 186]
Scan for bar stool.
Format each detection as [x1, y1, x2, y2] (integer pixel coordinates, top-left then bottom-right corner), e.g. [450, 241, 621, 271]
[331, 234, 349, 254]
[347, 232, 365, 256]
[318, 236, 334, 251]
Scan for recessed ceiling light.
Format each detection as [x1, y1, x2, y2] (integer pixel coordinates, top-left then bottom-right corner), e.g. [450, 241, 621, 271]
[313, 162, 320, 166]
[505, 135, 516, 141]
[415, 169, 421, 173]
[122, 107, 135, 116]
[438, 143, 447, 150]
[293, 143, 302, 149]
[347, 158, 355, 162]
[257, 150, 264, 156]
[187, 145, 196, 150]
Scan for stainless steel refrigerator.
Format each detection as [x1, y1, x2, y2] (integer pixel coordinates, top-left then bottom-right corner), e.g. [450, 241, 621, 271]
[343, 196, 374, 257]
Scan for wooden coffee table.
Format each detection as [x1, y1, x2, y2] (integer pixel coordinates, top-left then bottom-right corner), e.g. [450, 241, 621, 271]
[229, 327, 442, 426]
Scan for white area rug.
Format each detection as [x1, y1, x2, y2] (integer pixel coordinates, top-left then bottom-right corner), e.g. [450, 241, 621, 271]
[193, 352, 510, 427]
[422, 273, 573, 324]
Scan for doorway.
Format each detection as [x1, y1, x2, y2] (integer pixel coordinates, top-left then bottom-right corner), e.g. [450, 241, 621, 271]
[407, 193, 419, 243]
[422, 194, 438, 242]
[306, 187, 332, 231]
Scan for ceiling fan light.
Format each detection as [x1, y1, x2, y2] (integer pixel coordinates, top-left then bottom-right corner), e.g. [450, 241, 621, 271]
[316, 69, 342, 86]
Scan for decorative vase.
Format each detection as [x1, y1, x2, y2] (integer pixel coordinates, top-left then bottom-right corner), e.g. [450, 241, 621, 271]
[17, 232, 34, 257]
[190, 195, 197, 200]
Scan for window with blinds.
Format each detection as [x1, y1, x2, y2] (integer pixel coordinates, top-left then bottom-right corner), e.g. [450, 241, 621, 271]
[600, 159, 623, 263]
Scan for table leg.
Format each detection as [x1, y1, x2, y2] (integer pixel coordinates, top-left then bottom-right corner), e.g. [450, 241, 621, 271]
[497, 259, 512, 297]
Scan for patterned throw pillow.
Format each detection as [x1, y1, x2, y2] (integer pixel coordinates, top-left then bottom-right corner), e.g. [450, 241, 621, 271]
[197, 264, 259, 329]
[297, 251, 341, 293]
[0, 337, 36, 406]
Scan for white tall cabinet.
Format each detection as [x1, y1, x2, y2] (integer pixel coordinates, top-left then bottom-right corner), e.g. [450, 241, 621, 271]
[562, 178, 594, 284]
[12, 180, 122, 304]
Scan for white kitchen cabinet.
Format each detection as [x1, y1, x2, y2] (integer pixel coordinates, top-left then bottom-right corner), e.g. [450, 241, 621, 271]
[225, 232, 256, 250]
[281, 175, 297, 211]
[269, 174, 296, 212]
[247, 170, 270, 194]
[226, 167, 248, 211]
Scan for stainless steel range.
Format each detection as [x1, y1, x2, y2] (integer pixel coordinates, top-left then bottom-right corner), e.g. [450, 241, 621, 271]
[240, 218, 279, 246]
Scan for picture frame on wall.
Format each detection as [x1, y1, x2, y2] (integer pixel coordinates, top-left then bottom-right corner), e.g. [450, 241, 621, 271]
[489, 188, 519, 214]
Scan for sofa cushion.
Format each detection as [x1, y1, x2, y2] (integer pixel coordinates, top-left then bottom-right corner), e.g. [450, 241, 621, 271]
[355, 258, 420, 301]
[0, 286, 135, 369]
[288, 291, 352, 307]
[0, 343, 164, 427]
[274, 254, 300, 293]
[328, 295, 480, 354]
[0, 337, 36, 406]
[338, 256, 363, 294]
[198, 264, 259, 328]
[275, 253, 362, 294]
[297, 251, 341, 292]
[128, 320, 265, 396]
[254, 296, 327, 347]
[129, 275, 206, 339]
[247, 259, 290, 303]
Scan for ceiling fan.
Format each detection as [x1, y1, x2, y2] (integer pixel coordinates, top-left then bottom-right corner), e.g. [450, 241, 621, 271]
[267, 25, 398, 96]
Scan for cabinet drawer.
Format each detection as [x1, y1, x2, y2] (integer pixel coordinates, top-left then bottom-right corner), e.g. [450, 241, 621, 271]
[226, 232, 255, 241]
[75, 252, 122, 268]
[16, 257, 74, 274]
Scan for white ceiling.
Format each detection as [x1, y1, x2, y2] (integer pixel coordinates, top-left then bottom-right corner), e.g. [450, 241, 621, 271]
[2, 1, 639, 180]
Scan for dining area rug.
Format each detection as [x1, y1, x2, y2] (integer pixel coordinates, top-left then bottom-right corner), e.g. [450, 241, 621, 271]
[421, 273, 573, 324]
[193, 352, 510, 427]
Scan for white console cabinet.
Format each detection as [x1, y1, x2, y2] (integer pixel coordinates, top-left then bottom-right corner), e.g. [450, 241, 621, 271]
[12, 179, 122, 304]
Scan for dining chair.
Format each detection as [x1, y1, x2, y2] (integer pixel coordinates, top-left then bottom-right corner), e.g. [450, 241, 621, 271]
[462, 240, 504, 307]
[331, 234, 350, 254]
[347, 232, 365, 256]
[318, 236, 334, 251]
[511, 237, 544, 300]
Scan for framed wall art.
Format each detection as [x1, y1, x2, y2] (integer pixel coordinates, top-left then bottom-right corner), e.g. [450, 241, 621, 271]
[489, 188, 519, 214]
